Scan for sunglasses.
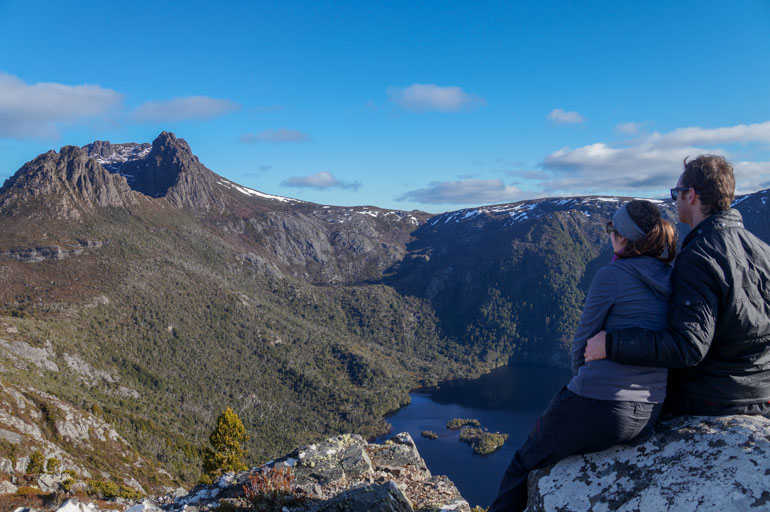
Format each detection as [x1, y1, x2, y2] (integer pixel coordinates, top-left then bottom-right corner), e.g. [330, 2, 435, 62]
[605, 221, 616, 235]
[670, 187, 690, 201]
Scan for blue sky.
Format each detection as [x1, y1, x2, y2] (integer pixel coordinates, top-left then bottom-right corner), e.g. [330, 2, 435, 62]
[1, 0, 769, 213]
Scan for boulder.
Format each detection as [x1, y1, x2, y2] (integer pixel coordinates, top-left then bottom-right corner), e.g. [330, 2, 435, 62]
[368, 432, 429, 476]
[317, 481, 413, 512]
[125, 500, 164, 512]
[0, 458, 14, 474]
[527, 415, 770, 511]
[0, 427, 22, 444]
[53, 499, 99, 511]
[274, 433, 374, 489]
[0, 479, 18, 494]
[38, 472, 70, 492]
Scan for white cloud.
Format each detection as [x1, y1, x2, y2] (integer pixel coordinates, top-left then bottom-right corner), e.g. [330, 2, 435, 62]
[241, 129, 310, 143]
[0, 72, 122, 139]
[397, 179, 522, 204]
[548, 108, 585, 124]
[281, 171, 360, 191]
[733, 161, 770, 193]
[615, 122, 643, 134]
[387, 84, 485, 112]
[538, 120, 770, 196]
[650, 121, 770, 148]
[133, 96, 239, 122]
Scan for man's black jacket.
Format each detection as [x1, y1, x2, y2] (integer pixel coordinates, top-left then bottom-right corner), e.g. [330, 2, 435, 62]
[606, 209, 770, 415]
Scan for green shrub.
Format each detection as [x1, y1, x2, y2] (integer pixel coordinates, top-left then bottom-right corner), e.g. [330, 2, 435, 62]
[0, 439, 18, 463]
[46, 457, 61, 474]
[421, 430, 438, 440]
[88, 479, 119, 498]
[87, 478, 142, 500]
[26, 450, 45, 474]
[61, 478, 76, 493]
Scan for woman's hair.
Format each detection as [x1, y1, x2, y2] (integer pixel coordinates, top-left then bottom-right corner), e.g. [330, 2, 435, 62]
[615, 199, 677, 263]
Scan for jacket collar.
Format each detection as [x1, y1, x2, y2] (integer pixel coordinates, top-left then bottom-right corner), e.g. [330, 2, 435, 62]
[682, 208, 744, 248]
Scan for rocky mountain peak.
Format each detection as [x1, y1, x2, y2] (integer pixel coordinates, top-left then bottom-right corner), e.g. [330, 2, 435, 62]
[85, 131, 228, 211]
[0, 144, 137, 220]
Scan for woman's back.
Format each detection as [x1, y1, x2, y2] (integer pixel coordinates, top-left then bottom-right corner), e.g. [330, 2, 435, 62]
[568, 256, 672, 402]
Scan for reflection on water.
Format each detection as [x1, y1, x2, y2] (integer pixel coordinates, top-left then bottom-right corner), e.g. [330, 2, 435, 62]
[376, 364, 571, 508]
[428, 364, 572, 411]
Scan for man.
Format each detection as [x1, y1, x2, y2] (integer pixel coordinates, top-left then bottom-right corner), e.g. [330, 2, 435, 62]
[584, 155, 770, 415]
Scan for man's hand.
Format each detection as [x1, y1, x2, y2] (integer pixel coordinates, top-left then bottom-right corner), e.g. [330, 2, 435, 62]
[585, 331, 607, 362]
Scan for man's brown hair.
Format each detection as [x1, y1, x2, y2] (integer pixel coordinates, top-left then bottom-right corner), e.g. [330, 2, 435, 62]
[681, 155, 735, 215]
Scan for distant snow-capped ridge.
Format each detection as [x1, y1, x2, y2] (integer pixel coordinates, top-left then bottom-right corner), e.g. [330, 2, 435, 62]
[430, 195, 668, 227]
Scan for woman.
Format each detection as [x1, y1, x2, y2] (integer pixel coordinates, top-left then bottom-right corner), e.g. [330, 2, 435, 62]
[488, 199, 677, 512]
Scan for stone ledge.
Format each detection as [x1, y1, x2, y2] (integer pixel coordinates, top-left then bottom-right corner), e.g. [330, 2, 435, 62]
[527, 415, 770, 511]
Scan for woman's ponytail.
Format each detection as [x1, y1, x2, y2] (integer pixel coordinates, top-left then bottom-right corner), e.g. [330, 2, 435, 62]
[616, 200, 677, 263]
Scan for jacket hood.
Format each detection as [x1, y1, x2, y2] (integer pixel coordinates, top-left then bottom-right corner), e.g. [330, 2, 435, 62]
[613, 256, 673, 300]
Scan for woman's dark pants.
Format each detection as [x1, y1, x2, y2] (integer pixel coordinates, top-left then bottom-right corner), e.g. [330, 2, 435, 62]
[488, 387, 663, 512]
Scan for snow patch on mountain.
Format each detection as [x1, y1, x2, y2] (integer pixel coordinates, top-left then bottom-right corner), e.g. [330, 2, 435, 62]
[217, 179, 298, 203]
[92, 145, 151, 166]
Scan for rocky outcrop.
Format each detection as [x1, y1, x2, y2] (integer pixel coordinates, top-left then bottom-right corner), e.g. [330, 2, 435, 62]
[0, 145, 138, 219]
[164, 432, 469, 512]
[0, 379, 169, 500]
[527, 415, 770, 511]
[0, 239, 104, 262]
[246, 207, 417, 284]
[94, 132, 231, 211]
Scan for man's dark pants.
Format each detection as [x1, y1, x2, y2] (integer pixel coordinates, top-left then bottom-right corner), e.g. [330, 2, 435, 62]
[488, 387, 663, 512]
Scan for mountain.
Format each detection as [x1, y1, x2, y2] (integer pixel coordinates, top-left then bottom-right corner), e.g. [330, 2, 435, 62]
[1, 132, 768, 494]
[0, 145, 139, 220]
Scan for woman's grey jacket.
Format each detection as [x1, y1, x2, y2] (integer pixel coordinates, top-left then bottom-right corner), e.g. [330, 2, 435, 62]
[568, 256, 673, 403]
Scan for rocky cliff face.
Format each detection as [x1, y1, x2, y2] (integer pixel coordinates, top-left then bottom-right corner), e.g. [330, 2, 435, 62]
[0, 377, 172, 502]
[527, 415, 770, 511]
[0, 145, 138, 219]
[84, 132, 229, 210]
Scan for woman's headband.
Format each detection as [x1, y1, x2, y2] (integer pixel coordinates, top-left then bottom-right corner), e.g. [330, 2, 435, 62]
[612, 203, 646, 242]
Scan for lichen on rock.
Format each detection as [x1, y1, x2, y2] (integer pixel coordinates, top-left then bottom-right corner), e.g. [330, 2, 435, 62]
[527, 415, 770, 511]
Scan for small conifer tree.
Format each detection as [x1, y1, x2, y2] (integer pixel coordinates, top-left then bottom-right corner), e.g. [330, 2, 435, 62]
[203, 407, 249, 477]
[26, 450, 45, 474]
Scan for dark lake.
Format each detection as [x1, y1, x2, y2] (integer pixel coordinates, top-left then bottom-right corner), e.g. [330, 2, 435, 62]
[375, 364, 572, 508]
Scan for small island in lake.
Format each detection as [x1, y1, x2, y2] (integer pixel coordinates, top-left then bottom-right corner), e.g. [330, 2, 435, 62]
[447, 418, 481, 429]
[459, 427, 509, 455]
[421, 430, 439, 439]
